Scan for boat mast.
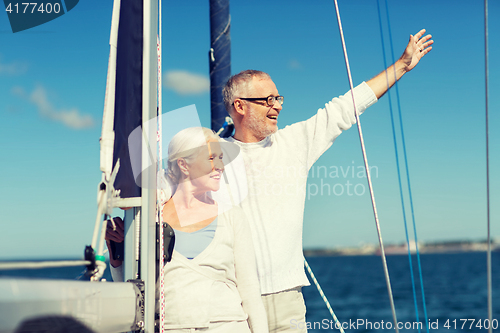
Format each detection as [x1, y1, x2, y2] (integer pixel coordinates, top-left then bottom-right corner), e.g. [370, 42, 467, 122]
[141, 0, 158, 331]
[209, 0, 232, 136]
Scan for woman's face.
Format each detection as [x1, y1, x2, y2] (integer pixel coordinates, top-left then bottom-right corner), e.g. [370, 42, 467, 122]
[186, 139, 224, 192]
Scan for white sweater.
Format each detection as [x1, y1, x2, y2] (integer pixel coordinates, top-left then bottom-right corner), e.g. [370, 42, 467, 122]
[161, 206, 268, 332]
[110, 206, 268, 332]
[222, 82, 377, 294]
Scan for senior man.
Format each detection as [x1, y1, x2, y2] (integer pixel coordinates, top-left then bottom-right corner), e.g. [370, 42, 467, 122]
[221, 29, 433, 332]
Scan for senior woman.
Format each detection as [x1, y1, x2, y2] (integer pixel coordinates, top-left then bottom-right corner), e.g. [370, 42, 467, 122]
[106, 127, 267, 333]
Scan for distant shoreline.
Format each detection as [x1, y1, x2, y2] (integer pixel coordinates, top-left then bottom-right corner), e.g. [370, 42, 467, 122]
[2, 240, 498, 261]
[304, 239, 500, 257]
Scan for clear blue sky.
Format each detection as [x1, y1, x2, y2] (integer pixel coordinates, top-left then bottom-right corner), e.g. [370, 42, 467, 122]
[0, 0, 499, 259]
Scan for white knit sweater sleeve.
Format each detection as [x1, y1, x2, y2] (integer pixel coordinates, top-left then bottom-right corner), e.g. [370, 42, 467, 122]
[232, 209, 269, 333]
[280, 82, 377, 169]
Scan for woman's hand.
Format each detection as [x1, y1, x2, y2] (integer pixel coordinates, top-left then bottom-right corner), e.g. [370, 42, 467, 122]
[105, 217, 125, 243]
[105, 217, 125, 268]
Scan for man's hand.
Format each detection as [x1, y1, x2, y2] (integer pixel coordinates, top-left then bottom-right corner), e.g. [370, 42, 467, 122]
[367, 28, 434, 99]
[399, 29, 433, 73]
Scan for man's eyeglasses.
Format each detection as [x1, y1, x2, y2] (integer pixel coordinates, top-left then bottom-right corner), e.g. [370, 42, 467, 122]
[236, 95, 284, 107]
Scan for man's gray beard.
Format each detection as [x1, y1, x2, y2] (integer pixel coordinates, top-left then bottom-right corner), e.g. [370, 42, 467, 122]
[245, 111, 277, 140]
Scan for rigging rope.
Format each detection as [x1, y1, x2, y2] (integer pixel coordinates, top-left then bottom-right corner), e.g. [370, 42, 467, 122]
[304, 259, 345, 333]
[332, 1, 399, 331]
[376, 1, 429, 331]
[484, 1, 492, 332]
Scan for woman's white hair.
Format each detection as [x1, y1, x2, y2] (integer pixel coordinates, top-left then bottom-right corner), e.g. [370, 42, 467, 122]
[158, 127, 219, 202]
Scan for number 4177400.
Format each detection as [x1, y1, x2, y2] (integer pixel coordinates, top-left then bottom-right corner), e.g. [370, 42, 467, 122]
[444, 319, 498, 330]
[5, 2, 62, 14]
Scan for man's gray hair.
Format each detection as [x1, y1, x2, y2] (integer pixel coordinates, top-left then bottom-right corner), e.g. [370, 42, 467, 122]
[222, 70, 271, 115]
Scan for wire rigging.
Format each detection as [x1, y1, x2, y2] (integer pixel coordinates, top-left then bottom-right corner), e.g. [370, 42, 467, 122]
[375, 2, 420, 328]
[332, 1, 399, 331]
[376, 1, 430, 331]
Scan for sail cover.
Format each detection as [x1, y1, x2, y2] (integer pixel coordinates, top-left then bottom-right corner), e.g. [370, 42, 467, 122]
[112, 0, 143, 198]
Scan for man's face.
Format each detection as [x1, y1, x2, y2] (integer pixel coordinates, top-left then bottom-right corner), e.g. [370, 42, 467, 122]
[241, 77, 282, 141]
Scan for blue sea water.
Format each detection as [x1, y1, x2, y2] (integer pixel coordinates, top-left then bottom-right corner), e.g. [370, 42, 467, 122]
[1, 252, 498, 332]
[303, 252, 500, 332]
